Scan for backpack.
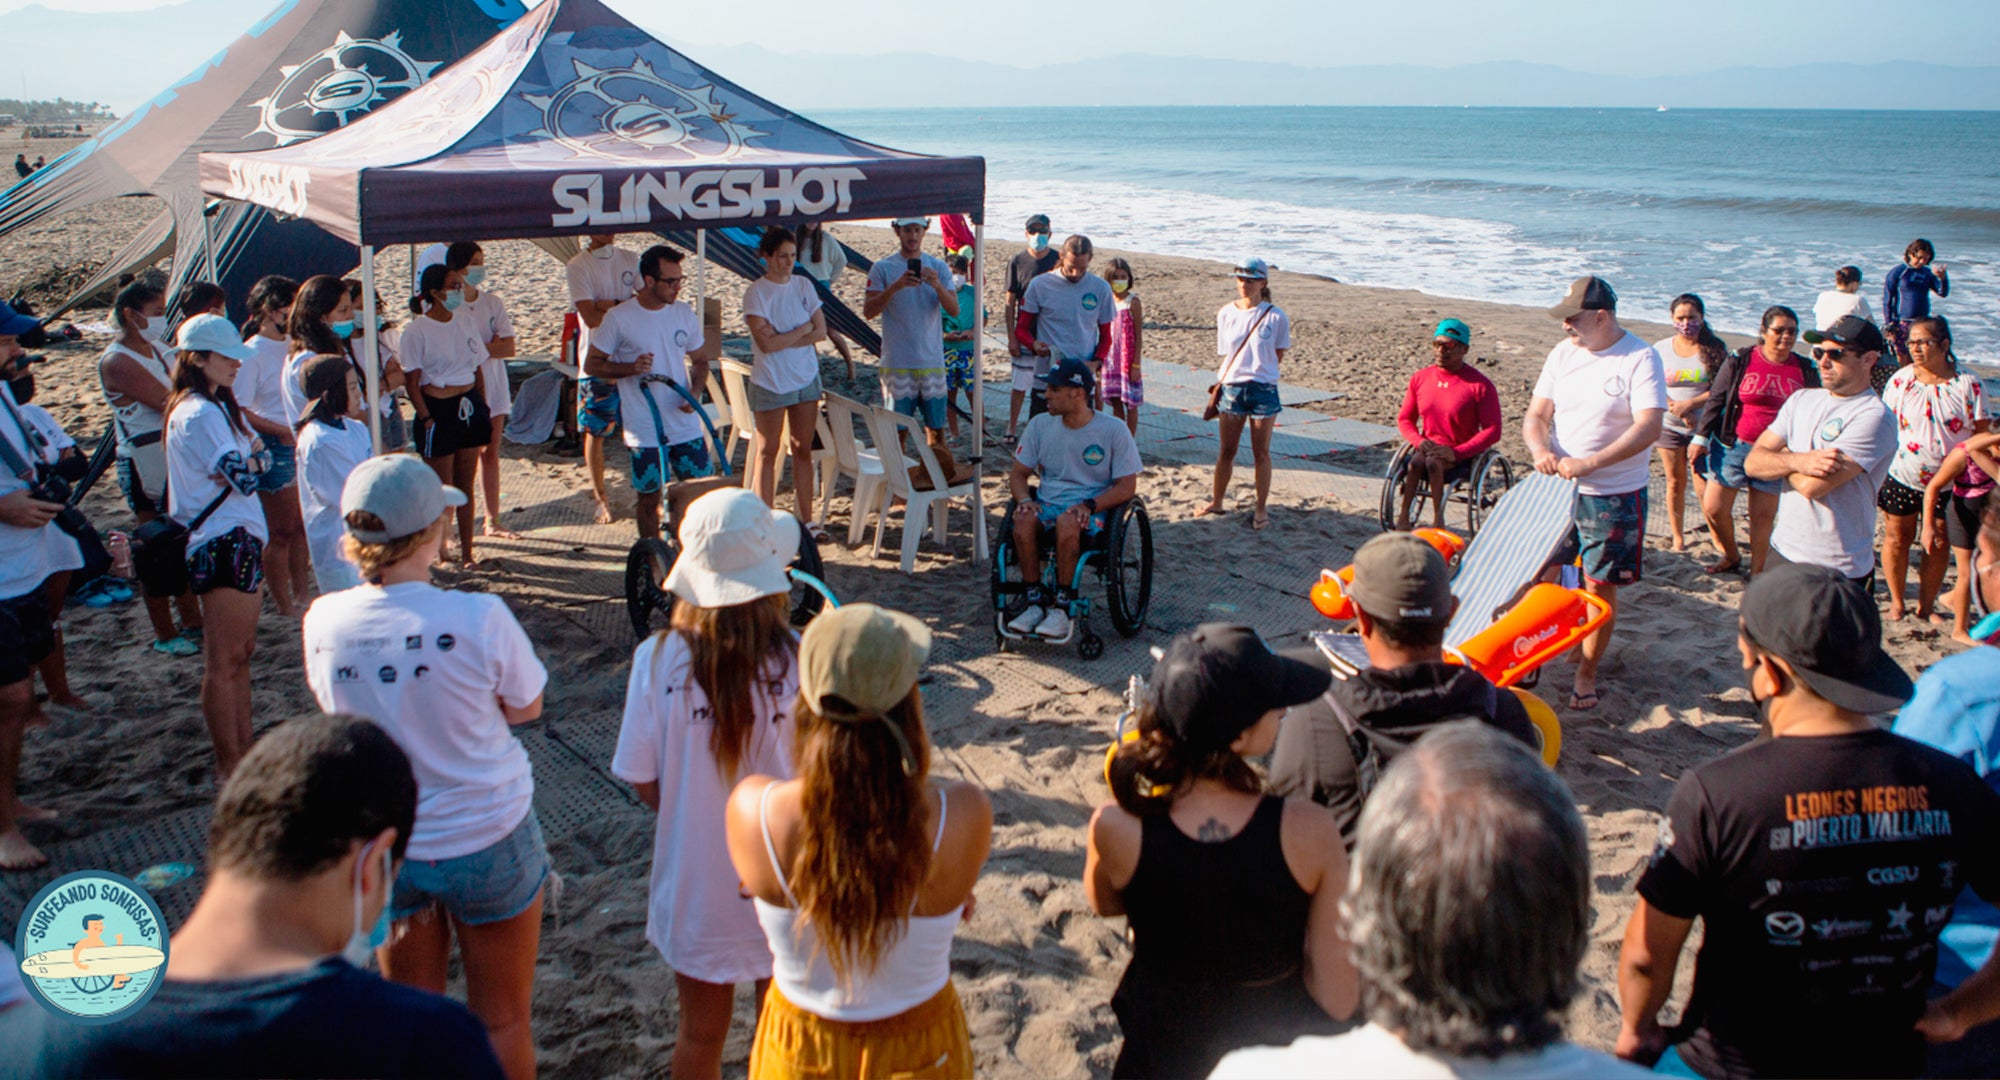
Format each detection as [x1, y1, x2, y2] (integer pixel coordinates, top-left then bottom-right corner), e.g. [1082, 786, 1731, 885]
[1325, 680, 1500, 804]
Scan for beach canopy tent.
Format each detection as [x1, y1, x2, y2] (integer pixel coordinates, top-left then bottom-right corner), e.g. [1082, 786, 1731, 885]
[0, 0, 526, 321]
[199, 0, 990, 555]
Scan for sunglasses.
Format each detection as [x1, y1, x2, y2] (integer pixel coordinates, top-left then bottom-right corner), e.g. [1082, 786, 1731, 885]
[1909, 337, 1945, 348]
[1766, 325, 1799, 336]
[656, 276, 686, 287]
[1811, 346, 1857, 361]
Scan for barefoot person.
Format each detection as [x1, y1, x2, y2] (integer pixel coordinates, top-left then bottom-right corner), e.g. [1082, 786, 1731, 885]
[567, 234, 640, 525]
[1201, 257, 1290, 530]
[744, 228, 828, 532]
[1652, 295, 1725, 551]
[1923, 434, 1999, 643]
[1691, 306, 1815, 575]
[726, 603, 993, 1079]
[1523, 276, 1666, 712]
[303, 455, 550, 1080]
[401, 264, 491, 567]
[1392, 318, 1501, 530]
[445, 243, 520, 541]
[1878, 316, 1986, 622]
[613, 487, 800, 1080]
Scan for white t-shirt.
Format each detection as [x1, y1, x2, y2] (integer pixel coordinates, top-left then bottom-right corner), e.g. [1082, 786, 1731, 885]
[303, 582, 547, 861]
[795, 237, 846, 285]
[1813, 289, 1874, 331]
[566, 247, 642, 367]
[1021, 271, 1115, 362]
[592, 297, 707, 449]
[742, 275, 824, 394]
[1216, 302, 1292, 385]
[1530, 330, 1669, 496]
[0, 384, 81, 599]
[397, 311, 488, 392]
[1211, 1023, 1652, 1079]
[237, 334, 293, 428]
[462, 290, 516, 416]
[100, 341, 174, 457]
[294, 416, 372, 592]
[611, 630, 798, 984]
[18, 404, 71, 456]
[280, 348, 314, 426]
[165, 397, 268, 548]
[1767, 388, 1898, 578]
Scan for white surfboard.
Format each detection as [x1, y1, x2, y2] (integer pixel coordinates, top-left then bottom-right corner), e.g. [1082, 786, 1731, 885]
[19, 945, 167, 980]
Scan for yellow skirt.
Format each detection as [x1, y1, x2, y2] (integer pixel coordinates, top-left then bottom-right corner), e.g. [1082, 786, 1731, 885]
[749, 980, 974, 1079]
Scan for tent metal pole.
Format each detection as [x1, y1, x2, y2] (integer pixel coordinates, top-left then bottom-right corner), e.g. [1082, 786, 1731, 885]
[201, 205, 219, 284]
[360, 246, 382, 453]
[695, 228, 707, 316]
[971, 217, 988, 563]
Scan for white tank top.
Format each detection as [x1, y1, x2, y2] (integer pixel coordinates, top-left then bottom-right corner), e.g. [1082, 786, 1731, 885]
[754, 783, 961, 1022]
[99, 341, 174, 457]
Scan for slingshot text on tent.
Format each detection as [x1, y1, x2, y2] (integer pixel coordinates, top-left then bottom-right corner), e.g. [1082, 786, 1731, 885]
[549, 167, 867, 227]
[219, 160, 313, 219]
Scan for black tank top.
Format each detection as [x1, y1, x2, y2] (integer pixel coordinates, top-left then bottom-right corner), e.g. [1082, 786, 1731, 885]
[1122, 795, 1311, 985]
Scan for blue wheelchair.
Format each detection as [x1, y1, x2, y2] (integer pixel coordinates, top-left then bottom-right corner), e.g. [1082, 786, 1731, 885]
[990, 493, 1153, 659]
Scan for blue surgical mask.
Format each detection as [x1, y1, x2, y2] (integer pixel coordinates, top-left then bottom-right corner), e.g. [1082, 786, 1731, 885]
[342, 842, 394, 967]
[329, 319, 356, 339]
[1030, 234, 1051, 253]
[442, 289, 465, 312]
[464, 266, 487, 288]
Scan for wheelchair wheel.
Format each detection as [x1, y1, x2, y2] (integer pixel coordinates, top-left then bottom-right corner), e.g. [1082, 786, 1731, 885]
[626, 538, 680, 641]
[1511, 687, 1562, 768]
[1105, 500, 1153, 638]
[991, 526, 1018, 652]
[1379, 444, 1431, 532]
[1467, 453, 1515, 535]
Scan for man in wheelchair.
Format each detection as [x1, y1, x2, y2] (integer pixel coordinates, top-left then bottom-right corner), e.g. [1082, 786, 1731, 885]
[1006, 360, 1141, 639]
[1393, 319, 1502, 529]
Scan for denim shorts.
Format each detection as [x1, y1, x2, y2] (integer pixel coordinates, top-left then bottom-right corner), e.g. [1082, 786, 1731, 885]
[578, 377, 622, 437]
[628, 437, 714, 494]
[1555, 488, 1647, 586]
[1218, 380, 1281, 418]
[390, 810, 551, 926]
[748, 374, 823, 413]
[255, 442, 297, 493]
[1708, 439, 1783, 495]
[188, 527, 265, 596]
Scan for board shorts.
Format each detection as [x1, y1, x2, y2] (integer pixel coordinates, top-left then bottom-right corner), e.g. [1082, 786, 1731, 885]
[417, 388, 493, 458]
[0, 586, 54, 686]
[577, 377, 622, 437]
[1010, 362, 1037, 394]
[1948, 492, 1991, 549]
[945, 347, 975, 395]
[748, 981, 972, 1080]
[1554, 488, 1647, 586]
[116, 455, 164, 515]
[1218, 380, 1281, 418]
[882, 365, 948, 431]
[1876, 475, 1940, 519]
[188, 526, 265, 596]
[629, 438, 715, 495]
[1035, 494, 1107, 536]
[1709, 439, 1782, 495]
[390, 810, 551, 927]
[748, 375, 823, 413]
[255, 442, 297, 493]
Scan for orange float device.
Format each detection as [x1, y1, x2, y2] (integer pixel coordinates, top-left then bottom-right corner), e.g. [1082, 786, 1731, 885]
[1448, 583, 1611, 688]
[1310, 528, 1467, 620]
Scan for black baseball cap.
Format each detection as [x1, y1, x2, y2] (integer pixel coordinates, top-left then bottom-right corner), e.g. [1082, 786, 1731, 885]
[1045, 358, 1095, 392]
[1148, 624, 1331, 754]
[1740, 563, 1912, 713]
[1802, 315, 1888, 355]
[1024, 214, 1051, 233]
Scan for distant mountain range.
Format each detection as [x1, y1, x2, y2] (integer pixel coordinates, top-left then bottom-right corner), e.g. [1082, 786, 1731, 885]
[11, 0, 2000, 113]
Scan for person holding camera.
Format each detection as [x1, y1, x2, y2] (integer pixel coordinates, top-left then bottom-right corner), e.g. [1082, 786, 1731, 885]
[0, 301, 79, 870]
[167, 314, 271, 783]
[4, 356, 98, 714]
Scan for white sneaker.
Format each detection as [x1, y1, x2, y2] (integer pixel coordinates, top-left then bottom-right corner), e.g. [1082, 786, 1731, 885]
[1007, 605, 1047, 635]
[1034, 606, 1072, 639]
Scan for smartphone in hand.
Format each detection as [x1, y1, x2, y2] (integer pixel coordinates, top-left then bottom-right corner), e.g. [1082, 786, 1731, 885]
[906, 257, 922, 280]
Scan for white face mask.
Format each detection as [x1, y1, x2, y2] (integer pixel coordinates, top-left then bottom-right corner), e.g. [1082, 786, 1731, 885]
[341, 842, 394, 967]
[137, 313, 167, 344]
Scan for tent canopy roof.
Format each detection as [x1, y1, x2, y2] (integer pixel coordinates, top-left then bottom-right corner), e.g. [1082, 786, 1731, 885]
[198, 0, 984, 247]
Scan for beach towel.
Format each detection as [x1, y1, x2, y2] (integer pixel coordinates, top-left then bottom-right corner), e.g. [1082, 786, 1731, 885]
[505, 369, 565, 445]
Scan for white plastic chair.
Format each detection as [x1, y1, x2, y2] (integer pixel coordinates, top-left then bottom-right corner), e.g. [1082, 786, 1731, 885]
[821, 392, 887, 543]
[701, 369, 731, 449]
[721, 359, 834, 524]
[866, 406, 981, 573]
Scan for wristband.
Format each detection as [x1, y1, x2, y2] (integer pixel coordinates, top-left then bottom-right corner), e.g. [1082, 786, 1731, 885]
[1083, 498, 1099, 514]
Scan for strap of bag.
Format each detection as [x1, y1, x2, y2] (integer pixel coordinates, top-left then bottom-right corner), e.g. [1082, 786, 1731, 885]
[1215, 303, 1274, 388]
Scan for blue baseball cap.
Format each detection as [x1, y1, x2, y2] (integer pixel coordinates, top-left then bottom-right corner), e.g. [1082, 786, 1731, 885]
[1233, 256, 1270, 280]
[1046, 359, 1096, 392]
[0, 302, 38, 337]
[1434, 319, 1471, 345]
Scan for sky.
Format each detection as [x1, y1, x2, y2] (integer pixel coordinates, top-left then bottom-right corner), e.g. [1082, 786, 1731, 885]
[7, 0, 2000, 73]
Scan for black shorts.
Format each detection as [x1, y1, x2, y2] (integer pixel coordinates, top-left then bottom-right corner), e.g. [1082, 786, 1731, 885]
[1876, 476, 1938, 519]
[1947, 493, 1989, 550]
[417, 389, 493, 458]
[188, 527, 265, 596]
[0, 586, 54, 686]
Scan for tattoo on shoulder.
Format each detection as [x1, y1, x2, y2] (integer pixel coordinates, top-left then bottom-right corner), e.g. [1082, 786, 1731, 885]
[1196, 817, 1232, 842]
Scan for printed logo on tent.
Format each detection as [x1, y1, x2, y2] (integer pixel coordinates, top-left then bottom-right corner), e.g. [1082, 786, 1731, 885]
[524, 59, 766, 164]
[249, 31, 444, 147]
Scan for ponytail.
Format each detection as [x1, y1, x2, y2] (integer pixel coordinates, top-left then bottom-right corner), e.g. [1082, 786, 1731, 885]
[1105, 701, 1261, 816]
[410, 263, 449, 315]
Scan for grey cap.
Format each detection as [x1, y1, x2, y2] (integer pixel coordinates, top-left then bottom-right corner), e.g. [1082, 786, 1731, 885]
[1347, 532, 1454, 626]
[340, 454, 467, 543]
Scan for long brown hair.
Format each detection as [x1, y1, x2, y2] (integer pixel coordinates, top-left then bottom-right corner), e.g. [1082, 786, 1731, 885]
[289, 274, 351, 359]
[790, 687, 933, 986]
[1105, 699, 1262, 816]
[669, 593, 796, 783]
[164, 351, 251, 438]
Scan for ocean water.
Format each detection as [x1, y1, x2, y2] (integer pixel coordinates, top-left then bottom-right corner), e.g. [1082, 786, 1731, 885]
[822, 106, 2000, 360]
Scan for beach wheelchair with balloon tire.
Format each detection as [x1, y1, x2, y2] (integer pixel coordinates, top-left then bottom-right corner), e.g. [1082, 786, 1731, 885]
[1378, 443, 1514, 535]
[991, 492, 1153, 659]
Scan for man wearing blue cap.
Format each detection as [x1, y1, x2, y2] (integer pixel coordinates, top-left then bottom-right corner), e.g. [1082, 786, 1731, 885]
[1394, 319, 1502, 529]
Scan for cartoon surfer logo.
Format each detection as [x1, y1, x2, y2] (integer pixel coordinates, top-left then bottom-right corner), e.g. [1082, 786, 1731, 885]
[524, 58, 767, 164]
[16, 870, 170, 1024]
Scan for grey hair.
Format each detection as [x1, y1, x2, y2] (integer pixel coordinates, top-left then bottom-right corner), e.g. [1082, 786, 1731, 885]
[1060, 234, 1093, 258]
[1341, 721, 1588, 1058]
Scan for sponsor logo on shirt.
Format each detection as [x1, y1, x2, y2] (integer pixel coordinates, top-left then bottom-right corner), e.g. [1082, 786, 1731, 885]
[1866, 865, 1920, 886]
[335, 665, 359, 683]
[1885, 903, 1915, 935]
[1811, 916, 1873, 941]
[1818, 417, 1847, 444]
[1778, 784, 1950, 850]
[1080, 293, 1099, 312]
[405, 635, 423, 651]
[1602, 375, 1628, 397]
[1765, 910, 1805, 942]
[1926, 904, 1954, 929]
[672, 328, 689, 349]
[437, 634, 456, 652]
[1082, 444, 1105, 467]
[414, 665, 431, 680]
[377, 666, 397, 684]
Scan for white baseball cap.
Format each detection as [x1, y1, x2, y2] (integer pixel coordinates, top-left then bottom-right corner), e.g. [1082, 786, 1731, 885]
[175, 312, 257, 360]
[890, 217, 930, 229]
[340, 454, 467, 542]
[665, 487, 799, 607]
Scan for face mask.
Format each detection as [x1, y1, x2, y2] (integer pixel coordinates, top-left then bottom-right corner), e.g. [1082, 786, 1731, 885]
[592, 245, 616, 260]
[342, 842, 394, 967]
[1111, 279, 1130, 295]
[442, 289, 465, 312]
[329, 319, 356, 339]
[464, 266, 487, 288]
[1030, 234, 1050, 253]
[137, 314, 167, 344]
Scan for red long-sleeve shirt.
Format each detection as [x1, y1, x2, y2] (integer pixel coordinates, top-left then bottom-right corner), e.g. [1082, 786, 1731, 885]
[1397, 363, 1503, 459]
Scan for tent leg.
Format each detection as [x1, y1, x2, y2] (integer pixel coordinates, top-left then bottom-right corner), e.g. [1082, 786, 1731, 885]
[361, 246, 382, 453]
[695, 229, 707, 316]
[201, 204, 219, 284]
[971, 219, 988, 564]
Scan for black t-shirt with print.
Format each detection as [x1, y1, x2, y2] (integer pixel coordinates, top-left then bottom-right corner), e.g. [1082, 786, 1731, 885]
[1637, 729, 2000, 1079]
[1007, 249, 1058, 302]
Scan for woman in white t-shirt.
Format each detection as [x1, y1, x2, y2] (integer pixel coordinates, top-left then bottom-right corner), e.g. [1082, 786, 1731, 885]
[740, 228, 828, 534]
[165, 314, 271, 781]
[1201, 257, 1291, 530]
[97, 280, 202, 654]
[794, 221, 856, 377]
[444, 242, 523, 541]
[402, 264, 493, 567]
[292, 354, 373, 593]
[611, 487, 801, 1080]
[1652, 294, 1726, 552]
[301, 454, 549, 1080]
[236, 275, 311, 616]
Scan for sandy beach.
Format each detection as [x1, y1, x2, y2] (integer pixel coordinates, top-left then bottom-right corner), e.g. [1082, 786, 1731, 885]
[0, 176, 1981, 1076]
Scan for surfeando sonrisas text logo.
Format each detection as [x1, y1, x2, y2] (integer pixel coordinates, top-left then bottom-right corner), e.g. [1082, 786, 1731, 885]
[15, 870, 169, 1024]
